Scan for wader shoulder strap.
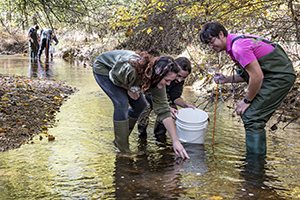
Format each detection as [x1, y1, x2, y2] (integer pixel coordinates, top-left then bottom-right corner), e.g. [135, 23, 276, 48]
[231, 35, 273, 47]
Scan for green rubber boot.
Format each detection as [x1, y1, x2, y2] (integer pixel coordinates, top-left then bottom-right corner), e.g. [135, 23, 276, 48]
[246, 132, 266, 155]
[113, 120, 130, 153]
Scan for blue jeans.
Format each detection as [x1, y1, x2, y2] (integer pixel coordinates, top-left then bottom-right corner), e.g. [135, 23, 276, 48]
[93, 72, 147, 121]
[38, 38, 50, 59]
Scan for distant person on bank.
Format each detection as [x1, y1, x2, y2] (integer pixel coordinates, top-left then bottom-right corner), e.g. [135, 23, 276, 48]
[28, 25, 40, 59]
[137, 57, 195, 141]
[93, 50, 190, 159]
[38, 29, 58, 61]
[200, 22, 296, 155]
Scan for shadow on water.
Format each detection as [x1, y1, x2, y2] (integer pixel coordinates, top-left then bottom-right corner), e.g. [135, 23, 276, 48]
[0, 56, 300, 199]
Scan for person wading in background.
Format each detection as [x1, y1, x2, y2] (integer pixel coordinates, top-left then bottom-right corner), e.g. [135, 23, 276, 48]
[38, 29, 59, 61]
[28, 25, 40, 59]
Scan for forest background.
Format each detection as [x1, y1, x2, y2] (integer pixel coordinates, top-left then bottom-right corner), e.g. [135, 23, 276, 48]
[0, 0, 300, 141]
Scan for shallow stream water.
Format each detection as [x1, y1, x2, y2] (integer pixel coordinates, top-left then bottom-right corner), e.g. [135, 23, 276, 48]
[0, 56, 300, 199]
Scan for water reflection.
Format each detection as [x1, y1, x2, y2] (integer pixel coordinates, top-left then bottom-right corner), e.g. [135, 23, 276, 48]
[113, 142, 208, 199]
[114, 148, 184, 199]
[180, 144, 208, 175]
[236, 154, 290, 199]
[28, 59, 55, 79]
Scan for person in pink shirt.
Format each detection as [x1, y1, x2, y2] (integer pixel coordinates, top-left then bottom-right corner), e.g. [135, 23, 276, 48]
[200, 22, 296, 155]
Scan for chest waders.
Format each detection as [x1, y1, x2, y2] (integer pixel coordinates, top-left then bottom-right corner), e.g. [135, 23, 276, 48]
[29, 31, 39, 58]
[232, 36, 296, 155]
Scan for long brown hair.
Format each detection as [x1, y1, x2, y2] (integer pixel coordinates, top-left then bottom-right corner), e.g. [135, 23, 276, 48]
[129, 51, 180, 91]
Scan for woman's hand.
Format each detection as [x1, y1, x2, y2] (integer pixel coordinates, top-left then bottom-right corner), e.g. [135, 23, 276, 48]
[173, 140, 190, 159]
[127, 90, 140, 100]
[170, 107, 178, 120]
[162, 117, 190, 159]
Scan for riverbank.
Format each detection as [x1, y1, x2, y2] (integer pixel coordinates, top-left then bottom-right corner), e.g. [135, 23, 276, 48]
[0, 74, 75, 151]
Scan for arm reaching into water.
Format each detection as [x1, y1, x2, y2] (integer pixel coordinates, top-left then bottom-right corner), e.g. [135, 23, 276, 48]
[162, 117, 190, 159]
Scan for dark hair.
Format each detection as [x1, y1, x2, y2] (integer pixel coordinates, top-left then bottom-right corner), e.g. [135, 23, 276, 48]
[34, 25, 39, 30]
[200, 22, 228, 44]
[175, 57, 191, 73]
[129, 52, 180, 91]
[149, 56, 180, 88]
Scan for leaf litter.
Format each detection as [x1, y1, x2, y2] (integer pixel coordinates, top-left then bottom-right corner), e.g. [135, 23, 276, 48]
[0, 74, 75, 151]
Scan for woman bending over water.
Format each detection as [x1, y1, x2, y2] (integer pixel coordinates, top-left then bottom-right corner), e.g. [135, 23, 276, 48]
[93, 50, 189, 159]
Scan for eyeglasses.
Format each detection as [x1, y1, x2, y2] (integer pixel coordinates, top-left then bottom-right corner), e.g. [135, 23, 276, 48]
[207, 37, 217, 46]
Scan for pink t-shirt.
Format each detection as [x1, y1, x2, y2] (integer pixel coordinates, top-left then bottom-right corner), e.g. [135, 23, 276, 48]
[226, 33, 274, 68]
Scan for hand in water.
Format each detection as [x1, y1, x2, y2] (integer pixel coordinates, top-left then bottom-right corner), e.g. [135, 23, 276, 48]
[173, 140, 190, 159]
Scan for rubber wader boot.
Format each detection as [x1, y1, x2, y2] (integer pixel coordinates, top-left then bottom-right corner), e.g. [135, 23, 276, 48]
[154, 120, 167, 143]
[138, 124, 147, 138]
[113, 120, 130, 153]
[246, 132, 266, 155]
[128, 116, 138, 135]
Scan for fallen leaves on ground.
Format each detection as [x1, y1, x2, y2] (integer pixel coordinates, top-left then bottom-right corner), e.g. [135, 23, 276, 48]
[0, 74, 75, 151]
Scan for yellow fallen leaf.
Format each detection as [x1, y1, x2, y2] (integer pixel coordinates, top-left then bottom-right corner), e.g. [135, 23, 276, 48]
[147, 28, 152, 34]
[54, 95, 62, 100]
[211, 196, 223, 200]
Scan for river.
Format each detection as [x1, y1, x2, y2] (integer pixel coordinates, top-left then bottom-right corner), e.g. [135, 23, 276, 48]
[0, 56, 299, 199]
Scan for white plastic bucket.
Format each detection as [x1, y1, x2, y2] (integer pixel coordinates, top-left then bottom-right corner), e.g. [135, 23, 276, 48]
[175, 108, 208, 144]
